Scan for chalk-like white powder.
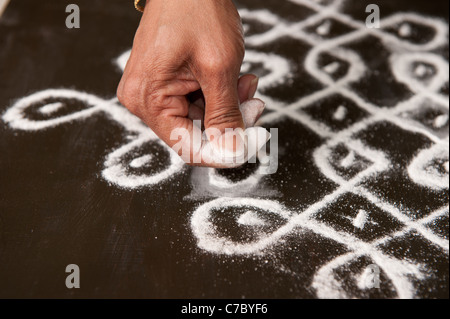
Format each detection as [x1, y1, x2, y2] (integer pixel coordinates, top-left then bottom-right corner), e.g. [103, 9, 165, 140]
[398, 23, 412, 37]
[129, 154, 153, 168]
[433, 114, 448, 129]
[356, 265, 378, 290]
[414, 64, 428, 77]
[39, 102, 64, 115]
[105, 10, 450, 300]
[353, 209, 368, 229]
[333, 105, 348, 121]
[323, 61, 340, 74]
[237, 211, 267, 226]
[3, 6, 449, 300]
[316, 20, 331, 36]
[191, 197, 292, 255]
[340, 150, 355, 168]
[408, 143, 449, 190]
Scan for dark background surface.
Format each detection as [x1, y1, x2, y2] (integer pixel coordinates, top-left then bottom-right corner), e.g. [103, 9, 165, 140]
[0, 0, 448, 298]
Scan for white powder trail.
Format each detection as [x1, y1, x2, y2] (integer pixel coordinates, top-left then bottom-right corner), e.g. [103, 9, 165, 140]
[358, 187, 449, 252]
[188, 9, 449, 295]
[191, 198, 292, 255]
[244, 50, 292, 89]
[109, 6, 450, 300]
[408, 143, 449, 190]
[2, 89, 105, 131]
[102, 136, 186, 189]
[2, 2, 448, 299]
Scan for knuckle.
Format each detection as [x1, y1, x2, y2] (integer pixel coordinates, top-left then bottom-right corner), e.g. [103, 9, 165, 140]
[200, 50, 241, 76]
[202, 57, 228, 75]
[146, 84, 171, 113]
[117, 75, 165, 118]
[117, 75, 143, 115]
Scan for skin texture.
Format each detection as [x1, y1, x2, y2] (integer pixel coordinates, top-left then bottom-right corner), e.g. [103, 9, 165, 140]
[117, 0, 264, 167]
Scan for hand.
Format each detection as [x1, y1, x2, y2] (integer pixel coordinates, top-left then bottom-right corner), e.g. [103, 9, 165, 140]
[117, 0, 266, 167]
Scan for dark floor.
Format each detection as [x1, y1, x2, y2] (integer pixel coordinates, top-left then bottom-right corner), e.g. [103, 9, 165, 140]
[0, 0, 448, 298]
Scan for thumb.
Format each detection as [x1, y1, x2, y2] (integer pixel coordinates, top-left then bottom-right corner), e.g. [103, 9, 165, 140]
[202, 77, 245, 133]
[200, 76, 247, 162]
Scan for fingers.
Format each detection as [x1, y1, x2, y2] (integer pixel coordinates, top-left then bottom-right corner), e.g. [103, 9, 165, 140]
[147, 95, 202, 165]
[118, 71, 268, 168]
[202, 74, 259, 128]
[200, 71, 244, 133]
[188, 103, 205, 124]
[237, 74, 265, 128]
[129, 92, 239, 168]
[187, 90, 205, 126]
[238, 74, 259, 103]
[195, 69, 246, 160]
[187, 73, 261, 127]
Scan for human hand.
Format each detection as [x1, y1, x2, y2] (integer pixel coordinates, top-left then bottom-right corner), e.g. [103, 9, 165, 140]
[117, 0, 269, 168]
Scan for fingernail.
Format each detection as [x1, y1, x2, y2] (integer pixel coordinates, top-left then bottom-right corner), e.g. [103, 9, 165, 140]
[248, 77, 259, 100]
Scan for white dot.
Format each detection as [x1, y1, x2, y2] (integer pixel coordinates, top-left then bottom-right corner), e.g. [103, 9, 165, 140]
[129, 154, 153, 168]
[237, 211, 266, 226]
[398, 23, 412, 37]
[39, 102, 64, 115]
[333, 105, 348, 121]
[323, 62, 340, 74]
[316, 20, 331, 36]
[433, 114, 448, 129]
[340, 150, 355, 168]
